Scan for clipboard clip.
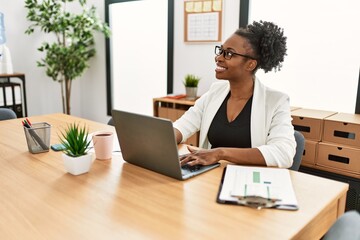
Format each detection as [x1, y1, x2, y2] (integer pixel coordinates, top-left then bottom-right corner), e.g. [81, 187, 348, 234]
[236, 196, 281, 210]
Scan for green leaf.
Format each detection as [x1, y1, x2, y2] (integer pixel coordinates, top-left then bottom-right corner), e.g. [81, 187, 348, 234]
[183, 74, 201, 87]
[58, 122, 91, 157]
[24, 0, 111, 114]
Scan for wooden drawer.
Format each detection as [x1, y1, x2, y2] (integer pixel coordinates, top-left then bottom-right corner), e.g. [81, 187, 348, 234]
[158, 107, 198, 146]
[291, 108, 337, 141]
[302, 140, 318, 166]
[323, 113, 360, 147]
[154, 97, 199, 146]
[317, 142, 360, 175]
[158, 107, 186, 122]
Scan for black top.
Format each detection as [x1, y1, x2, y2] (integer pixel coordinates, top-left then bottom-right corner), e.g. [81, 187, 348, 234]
[208, 93, 252, 148]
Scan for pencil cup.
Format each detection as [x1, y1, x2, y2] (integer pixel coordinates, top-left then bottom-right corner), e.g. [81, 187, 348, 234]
[24, 122, 51, 154]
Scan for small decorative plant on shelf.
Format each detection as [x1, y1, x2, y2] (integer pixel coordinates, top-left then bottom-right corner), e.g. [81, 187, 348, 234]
[59, 123, 93, 175]
[184, 74, 201, 87]
[183, 74, 201, 100]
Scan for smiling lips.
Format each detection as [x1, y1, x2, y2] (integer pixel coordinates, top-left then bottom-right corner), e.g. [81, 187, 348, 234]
[215, 65, 227, 73]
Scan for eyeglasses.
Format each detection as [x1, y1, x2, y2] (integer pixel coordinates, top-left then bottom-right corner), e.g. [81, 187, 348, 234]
[215, 45, 256, 60]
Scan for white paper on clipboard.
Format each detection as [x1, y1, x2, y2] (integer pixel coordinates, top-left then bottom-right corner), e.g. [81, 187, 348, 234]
[218, 165, 298, 210]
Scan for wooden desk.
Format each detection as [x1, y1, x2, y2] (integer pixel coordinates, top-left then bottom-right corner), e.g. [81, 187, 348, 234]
[0, 114, 348, 239]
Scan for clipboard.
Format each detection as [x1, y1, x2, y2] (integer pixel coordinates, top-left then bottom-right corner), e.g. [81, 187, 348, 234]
[216, 165, 299, 210]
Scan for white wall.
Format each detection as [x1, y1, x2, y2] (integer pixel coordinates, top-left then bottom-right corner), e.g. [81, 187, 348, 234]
[2, 0, 359, 124]
[249, 0, 360, 113]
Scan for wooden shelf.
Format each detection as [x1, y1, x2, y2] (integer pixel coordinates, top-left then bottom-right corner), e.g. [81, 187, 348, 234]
[0, 73, 27, 117]
[153, 96, 199, 146]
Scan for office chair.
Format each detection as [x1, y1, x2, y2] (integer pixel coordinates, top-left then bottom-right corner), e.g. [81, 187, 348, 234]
[0, 108, 17, 120]
[322, 210, 360, 240]
[289, 130, 305, 171]
[107, 117, 114, 126]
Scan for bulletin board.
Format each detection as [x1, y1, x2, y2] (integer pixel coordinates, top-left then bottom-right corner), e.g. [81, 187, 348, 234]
[184, 0, 223, 42]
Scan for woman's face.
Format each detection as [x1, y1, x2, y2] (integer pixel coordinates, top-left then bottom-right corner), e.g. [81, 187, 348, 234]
[214, 34, 256, 81]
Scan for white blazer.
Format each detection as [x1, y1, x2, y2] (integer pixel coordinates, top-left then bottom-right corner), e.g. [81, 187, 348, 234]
[173, 78, 296, 168]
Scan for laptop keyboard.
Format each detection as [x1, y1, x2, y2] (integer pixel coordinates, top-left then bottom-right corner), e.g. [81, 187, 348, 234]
[181, 164, 202, 172]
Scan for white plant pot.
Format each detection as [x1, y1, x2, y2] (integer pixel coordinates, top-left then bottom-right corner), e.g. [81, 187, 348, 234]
[62, 153, 94, 175]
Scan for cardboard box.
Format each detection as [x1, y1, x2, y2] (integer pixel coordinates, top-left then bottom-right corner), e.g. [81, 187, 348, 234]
[291, 109, 337, 141]
[317, 142, 360, 175]
[290, 106, 301, 111]
[323, 113, 360, 148]
[302, 140, 318, 165]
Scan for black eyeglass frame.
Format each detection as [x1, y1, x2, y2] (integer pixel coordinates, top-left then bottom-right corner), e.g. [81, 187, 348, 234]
[215, 45, 257, 60]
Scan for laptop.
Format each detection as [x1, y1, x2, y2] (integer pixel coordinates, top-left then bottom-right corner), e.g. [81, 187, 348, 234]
[111, 109, 220, 180]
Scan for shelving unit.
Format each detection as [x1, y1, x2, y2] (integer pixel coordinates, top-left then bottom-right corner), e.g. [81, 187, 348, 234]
[292, 108, 360, 211]
[0, 73, 27, 117]
[153, 96, 199, 146]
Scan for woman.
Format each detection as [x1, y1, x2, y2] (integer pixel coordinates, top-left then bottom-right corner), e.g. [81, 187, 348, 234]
[174, 20, 296, 168]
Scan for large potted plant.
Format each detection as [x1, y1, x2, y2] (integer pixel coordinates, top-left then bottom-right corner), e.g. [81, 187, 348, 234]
[59, 122, 93, 175]
[183, 74, 201, 100]
[25, 0, 111, 115]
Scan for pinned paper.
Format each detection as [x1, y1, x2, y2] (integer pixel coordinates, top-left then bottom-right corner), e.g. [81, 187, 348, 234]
[213, 0, 222, 11]
[185, 1, 194, 12]
[203, 1, 212, 11]
[194, 1, 203, 12]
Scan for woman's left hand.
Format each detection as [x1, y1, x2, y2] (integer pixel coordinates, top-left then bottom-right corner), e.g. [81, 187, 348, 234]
[179, 146, 221, 166]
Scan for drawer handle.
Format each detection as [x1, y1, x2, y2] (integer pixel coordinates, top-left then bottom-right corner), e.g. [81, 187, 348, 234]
[334, 130, 355, 139]
[328, 154, 349, 164]
[293, 125, 310, 133]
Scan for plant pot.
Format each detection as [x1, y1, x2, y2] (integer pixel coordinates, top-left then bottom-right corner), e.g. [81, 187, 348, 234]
[62, 153, 94, 175]
[185, 87, 198, 100]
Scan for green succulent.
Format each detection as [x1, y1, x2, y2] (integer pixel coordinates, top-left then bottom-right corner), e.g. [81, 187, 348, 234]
[183, 74, 201, 87]
[59, 123, 91, 157]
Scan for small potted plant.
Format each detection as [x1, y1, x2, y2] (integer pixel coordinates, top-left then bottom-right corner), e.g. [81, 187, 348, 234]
[183, 74, 201, 100]
[59, 123, 93, 175]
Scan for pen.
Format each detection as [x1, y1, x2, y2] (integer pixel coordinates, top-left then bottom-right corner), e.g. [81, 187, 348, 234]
[23, 120, 39, 146]
[23, 120, 31, 128]
[26, 118, 32, 126]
